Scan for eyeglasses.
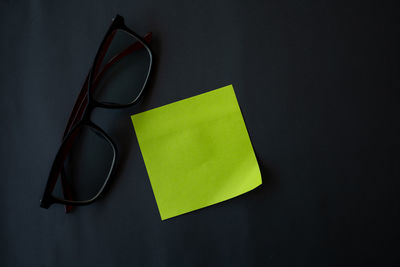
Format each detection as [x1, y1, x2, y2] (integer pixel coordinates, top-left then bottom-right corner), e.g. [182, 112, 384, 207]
[40, 15, 153, 212]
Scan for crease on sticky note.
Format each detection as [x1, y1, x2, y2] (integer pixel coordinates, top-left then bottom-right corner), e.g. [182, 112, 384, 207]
[131, 84, 262, 220]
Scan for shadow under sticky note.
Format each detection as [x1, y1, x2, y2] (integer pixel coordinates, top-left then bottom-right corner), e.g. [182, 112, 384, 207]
[131, 84, 262, 220]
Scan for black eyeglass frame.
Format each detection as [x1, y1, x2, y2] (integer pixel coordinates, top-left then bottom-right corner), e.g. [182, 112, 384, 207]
[40, 14, 153, 210]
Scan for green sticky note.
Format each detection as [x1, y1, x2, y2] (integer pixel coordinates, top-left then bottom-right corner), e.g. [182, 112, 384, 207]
[131, 84, 262, 220]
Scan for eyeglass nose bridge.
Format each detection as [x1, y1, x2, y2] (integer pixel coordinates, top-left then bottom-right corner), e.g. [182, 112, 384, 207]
[80, 100, 96, 123]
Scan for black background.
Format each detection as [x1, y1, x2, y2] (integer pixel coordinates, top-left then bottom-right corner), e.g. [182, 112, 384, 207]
[1, 1, 399, 266]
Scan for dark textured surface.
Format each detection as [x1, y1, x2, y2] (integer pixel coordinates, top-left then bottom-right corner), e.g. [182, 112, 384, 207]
[1, 1, 399, 266]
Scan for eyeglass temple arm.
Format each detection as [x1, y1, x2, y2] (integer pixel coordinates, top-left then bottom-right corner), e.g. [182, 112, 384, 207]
[59, 32, 153, 213]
